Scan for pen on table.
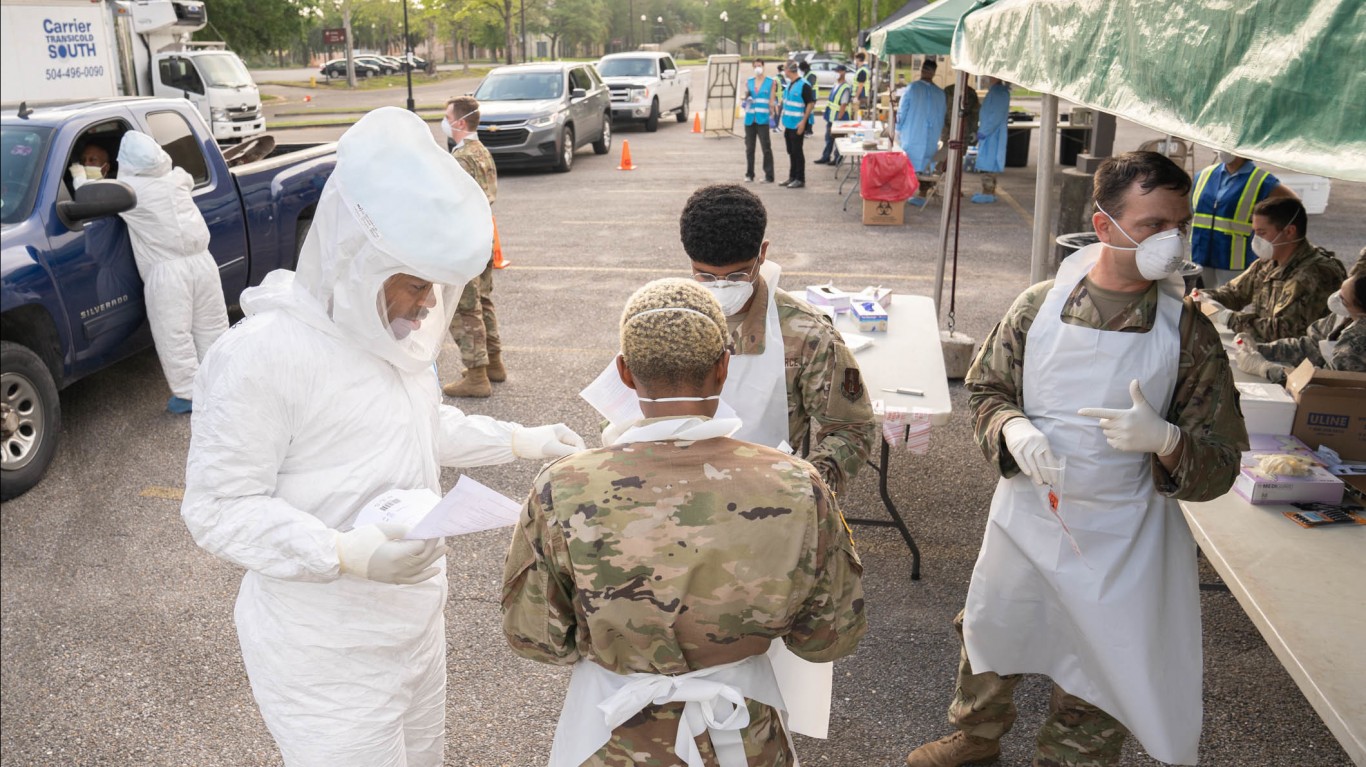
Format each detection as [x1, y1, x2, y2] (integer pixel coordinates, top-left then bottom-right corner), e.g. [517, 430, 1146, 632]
[882, 387, 925, 396]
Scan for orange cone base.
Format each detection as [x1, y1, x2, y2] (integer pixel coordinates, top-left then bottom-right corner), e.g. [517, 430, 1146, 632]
[618, 140, 636, 171]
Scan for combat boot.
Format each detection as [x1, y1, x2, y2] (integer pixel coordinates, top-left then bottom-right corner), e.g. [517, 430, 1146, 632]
[905, 732, 1001, 767]
[486, 353, 507, 383]
[442, 366, 492, 398]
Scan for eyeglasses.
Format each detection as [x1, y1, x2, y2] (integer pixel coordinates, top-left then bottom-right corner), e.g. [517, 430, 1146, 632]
[692, 263, 758, 283]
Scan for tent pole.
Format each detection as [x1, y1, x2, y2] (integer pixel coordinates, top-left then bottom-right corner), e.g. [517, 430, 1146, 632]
[1030, 94, 1058, 284]
[933, 69, 967, 320]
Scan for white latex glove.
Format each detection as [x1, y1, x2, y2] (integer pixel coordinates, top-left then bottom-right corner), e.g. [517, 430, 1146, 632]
[336, 522, 446, 585]
[1211, 307, 1233, 326]
[1234, 345, 1280, 379]
[1001, 417, 1060, 486]
[68, 162, 87, 181]
[1077, 379, 1182, 456]
[513, 423, 587, 459]
[1233, 332, 1257, 348]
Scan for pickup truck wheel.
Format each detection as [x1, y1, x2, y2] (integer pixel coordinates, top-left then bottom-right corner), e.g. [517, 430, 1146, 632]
[553, 126, 575, 173]
[592, 117, 612, 155]
[676, 91, 690, 122]
[645, 99, 660, 132]
[0, 341, 60, 502]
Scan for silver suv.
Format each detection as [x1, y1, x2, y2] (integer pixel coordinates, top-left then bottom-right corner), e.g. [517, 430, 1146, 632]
[473, 62, 613, 173]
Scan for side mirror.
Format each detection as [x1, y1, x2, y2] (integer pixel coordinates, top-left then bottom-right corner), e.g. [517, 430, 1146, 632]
[57, 180, 137, 232]
[662, 69, 676, 79]
[571, 88, 587, 100]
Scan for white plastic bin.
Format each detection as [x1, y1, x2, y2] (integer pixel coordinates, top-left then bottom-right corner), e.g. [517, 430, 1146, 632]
[1277, 173, 1331, 214]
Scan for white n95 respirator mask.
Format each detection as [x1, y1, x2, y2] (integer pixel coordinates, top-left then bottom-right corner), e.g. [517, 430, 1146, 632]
[703, 280, 756, 316]
[1096, 203, 1187, 280]
[1327, 291, 1351, 318]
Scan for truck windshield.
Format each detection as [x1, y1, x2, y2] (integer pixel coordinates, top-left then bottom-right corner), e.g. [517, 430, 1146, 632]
[1, 125, 52, 225]
[475, 73, 563, 101]
[598, 59, 656, 78]
[195, 53, 253, 88]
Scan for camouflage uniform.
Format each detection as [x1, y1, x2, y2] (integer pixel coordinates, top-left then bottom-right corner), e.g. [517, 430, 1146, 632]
[450, 138, 500, 368]
[501, 421, 867, 766]
[1204, 239, 1347, 342]
[940, 83, 981, 144]
[730, 278, 878, 496]
[950, 279, 1248, 766]
[1255, 315, 1366, 384]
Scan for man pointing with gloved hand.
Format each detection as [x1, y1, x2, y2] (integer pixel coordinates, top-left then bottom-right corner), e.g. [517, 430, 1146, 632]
[181, 107, 584, 767]
[905, 152, 1247, 767]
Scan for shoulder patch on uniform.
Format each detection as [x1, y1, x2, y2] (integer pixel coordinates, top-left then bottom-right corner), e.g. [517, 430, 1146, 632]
[841, 368, 864, 402]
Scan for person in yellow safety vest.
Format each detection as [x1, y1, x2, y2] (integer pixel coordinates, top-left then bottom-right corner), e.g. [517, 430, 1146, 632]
[1190, 152, 1297, 288]
[815, 65, 853, 166]
[853, 52, 871, 118]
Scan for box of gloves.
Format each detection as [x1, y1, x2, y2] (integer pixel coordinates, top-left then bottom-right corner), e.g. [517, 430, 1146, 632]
[1234, 434, 1344, 505]
[1234, 381, 1297, 436]
[850, 299, 888, 332]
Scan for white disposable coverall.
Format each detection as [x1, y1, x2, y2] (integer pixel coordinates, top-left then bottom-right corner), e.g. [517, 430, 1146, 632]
[181, 107, 510, 767]
[116, 131, 229, 398]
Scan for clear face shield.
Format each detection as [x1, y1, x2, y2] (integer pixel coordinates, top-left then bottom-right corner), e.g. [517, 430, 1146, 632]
[379, 272, 459, 359]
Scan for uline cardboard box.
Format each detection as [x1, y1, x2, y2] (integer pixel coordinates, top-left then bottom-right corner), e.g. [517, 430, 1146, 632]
[1284, 361, 1366, 461]
[863, 198, 906, 226]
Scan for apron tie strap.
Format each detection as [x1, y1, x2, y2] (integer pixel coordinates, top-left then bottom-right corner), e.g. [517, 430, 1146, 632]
[598, 670, 753, 767]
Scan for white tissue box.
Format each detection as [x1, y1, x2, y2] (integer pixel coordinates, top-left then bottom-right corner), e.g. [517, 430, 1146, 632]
[853, 286, 893, 306]
[1235, 382, 1297, 436]
[806, 285, 851, 313]
[850, 299, 888, 332]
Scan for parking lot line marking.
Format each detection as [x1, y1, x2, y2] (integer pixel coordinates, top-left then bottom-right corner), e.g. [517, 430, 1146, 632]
[997, 187, 1034, 228]
[508, 265, 932, 281]
[499, 345, 616, 354]
[140, 486, 184, 500]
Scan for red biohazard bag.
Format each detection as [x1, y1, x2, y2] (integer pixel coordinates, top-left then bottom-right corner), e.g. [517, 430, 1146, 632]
[860, 151, 919, 202]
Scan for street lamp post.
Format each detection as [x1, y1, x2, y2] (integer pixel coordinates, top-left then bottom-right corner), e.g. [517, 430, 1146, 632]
[656, 16, 664, 44]
[719, 11, 729, 55]
[627, 0, 633, 50]
[640, 15, 647, 48]
[401, 0, 414, 111]
[760, 14, 767, 57]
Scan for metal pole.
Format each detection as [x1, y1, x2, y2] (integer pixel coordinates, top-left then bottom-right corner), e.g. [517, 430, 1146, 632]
[1030, 94, 1059, 284]
[627, 0, 633, 50]
[933, 69, 967, 319]
[402, 0, 415, 111]
[521, 0, 527, 62]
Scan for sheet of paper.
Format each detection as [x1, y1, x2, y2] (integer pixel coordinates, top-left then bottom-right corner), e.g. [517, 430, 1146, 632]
[839, 330, 875, 353]
[353, 478, 522, 540]
[408, 475, 523, 540]
[767, 639, 833, 738]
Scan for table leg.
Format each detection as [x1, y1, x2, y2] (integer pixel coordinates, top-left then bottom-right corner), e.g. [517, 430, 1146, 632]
[846, 435, 922, 580]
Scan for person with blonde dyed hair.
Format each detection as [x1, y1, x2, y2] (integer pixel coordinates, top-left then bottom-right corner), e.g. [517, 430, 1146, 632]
[503, 278, 866, 767]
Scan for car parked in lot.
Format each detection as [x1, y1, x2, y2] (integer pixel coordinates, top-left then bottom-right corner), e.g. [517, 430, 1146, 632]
[319, 58, 381, 79]
[354, 55, 397, 75]
[472, 62, 612, 173]
[596, 52, 691, 132]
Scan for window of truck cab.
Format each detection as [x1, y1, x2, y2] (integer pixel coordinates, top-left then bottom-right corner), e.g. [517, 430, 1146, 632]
[144, 111, 210, 188]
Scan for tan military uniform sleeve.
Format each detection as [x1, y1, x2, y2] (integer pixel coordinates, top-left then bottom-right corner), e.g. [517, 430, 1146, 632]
[1256, 314, 1337, 384]
[1154, 303, 1249, 501]
[502, 470, 580, 664]
[784, 471, 867, 662]
[965, 282, 1050, 477]
[783, 301, 877, 494]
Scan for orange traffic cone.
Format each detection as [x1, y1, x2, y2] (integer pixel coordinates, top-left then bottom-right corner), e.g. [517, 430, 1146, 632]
[491, 217, 509, 269]
[617, 140, 636, 171]
[691, 112, 702, 133]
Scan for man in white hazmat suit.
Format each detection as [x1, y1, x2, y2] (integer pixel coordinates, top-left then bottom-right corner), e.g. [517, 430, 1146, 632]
[115, 130, 229, 413]
[180, 107, 586, 767]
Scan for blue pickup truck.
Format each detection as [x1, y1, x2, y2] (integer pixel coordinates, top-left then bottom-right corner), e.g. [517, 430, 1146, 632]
[1, 97, 335, 499]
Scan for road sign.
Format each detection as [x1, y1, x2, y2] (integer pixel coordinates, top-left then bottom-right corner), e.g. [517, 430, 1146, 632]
[323, 28, 346, 45]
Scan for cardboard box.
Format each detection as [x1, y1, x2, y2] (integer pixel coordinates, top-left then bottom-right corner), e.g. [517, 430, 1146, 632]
[850, 299, 888, 332]
[1284, 361, 1366, 461]
[1233, 463, 1344, 505]
[852, 286, 893, 307]
[1234, 381, 1297, 436]
[863, 199, 905, 226]
[1245, 433, 1322, 462]
[805, 284, 851, 313]
[1277, 173, 1331, 214]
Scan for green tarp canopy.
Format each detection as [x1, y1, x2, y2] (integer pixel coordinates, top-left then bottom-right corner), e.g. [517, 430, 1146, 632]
[869, 0, 987, 56]
[951, 0, 1366, 181]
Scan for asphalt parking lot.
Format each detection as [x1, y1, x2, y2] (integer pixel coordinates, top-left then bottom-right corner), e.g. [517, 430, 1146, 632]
[2, 70, 1362, 766]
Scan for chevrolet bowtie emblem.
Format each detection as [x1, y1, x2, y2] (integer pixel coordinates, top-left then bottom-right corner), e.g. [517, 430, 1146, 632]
[488, 126, 500, 132]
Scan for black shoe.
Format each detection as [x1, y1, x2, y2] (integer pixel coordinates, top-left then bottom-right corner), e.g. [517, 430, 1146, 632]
[762, 177, 775, 183]
[779, 179, 794, 187]
[745, 175, 755, 182]
[814, 158, 831, 165]
[787, 180, 805, 189]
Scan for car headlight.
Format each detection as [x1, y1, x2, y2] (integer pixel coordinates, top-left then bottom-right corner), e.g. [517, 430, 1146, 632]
[528, 113, 561, 128]
[630, 87, 648, 101]
[210, 107, 227, 121]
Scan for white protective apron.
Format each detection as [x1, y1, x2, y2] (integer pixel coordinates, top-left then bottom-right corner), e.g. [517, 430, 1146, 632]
[962, 243, 1202, 765]
[724, 260, 790, 448]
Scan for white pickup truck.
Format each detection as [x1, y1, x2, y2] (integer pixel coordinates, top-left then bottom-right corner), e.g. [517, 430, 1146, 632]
[596, 52, 691, 132]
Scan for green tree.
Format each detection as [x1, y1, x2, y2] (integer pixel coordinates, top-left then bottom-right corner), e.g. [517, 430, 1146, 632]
[195, 0, 311, 56]
[539, 0, 605, 58]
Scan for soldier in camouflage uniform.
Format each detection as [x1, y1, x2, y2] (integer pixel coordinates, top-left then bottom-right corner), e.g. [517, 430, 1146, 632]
[502, 279, 866, 767]
[1197, 196, 1347, 343]
[1235, 273, 1365, 384]
[906, 152, 1247, 767]
[679, 184, 876, 495]
[441, 96, 505, 398]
